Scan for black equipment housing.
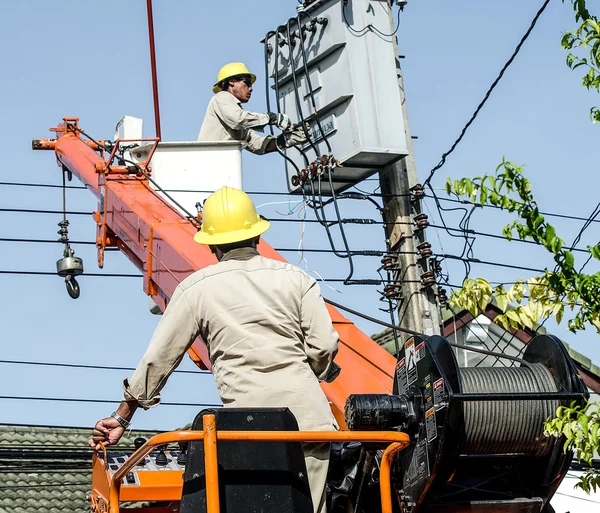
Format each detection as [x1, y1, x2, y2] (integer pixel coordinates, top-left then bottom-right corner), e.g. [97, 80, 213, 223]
[180, 407, 313, 513]
[345, 334, 588, 513]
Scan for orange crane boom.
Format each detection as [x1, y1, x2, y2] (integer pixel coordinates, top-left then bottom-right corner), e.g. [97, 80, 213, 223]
[33, 118, 396, 427]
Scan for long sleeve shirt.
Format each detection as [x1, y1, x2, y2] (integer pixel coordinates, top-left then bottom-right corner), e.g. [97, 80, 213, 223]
[123, 247, 339, 432]
[197, 91, 274, 155]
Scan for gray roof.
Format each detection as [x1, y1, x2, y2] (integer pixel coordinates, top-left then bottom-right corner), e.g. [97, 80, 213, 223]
[371, 305, 600, 382]
[0, 425, 159, 513]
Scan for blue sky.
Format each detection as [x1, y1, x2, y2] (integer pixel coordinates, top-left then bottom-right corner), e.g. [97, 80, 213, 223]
[0, 0, 598, 431]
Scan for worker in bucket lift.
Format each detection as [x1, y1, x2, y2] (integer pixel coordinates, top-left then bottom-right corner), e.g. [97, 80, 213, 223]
[198, 62, 310, 154]
[89, 187, 340, 513]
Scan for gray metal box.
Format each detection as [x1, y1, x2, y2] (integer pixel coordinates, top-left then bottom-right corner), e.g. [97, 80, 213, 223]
[266, 0, 408, 194]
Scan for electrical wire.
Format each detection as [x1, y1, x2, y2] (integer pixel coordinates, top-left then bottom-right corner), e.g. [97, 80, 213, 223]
[0, 358, 211, 375]
[341, 1, 401, 39]
[569, 199, 600, 251]
[438, 254, 546, 274]
[422, 0, 552, 187]
[0, 421, 161, 432]
[0, 395, 221, 407]
[0, 269, 407, 284]
[427, 224, 591, 254]
[0, 206, 411, 226]
[425, 193, 600, 226]
[0, 270, 141, 278]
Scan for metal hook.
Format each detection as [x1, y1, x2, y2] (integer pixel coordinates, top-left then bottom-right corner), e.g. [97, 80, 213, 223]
[65, 275, 81, 299]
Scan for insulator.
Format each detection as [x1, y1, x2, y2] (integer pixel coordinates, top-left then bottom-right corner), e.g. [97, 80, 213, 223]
[345, 394, 416, 432]
[383, 284, 403, 300]
[309, 161, 319, 179]
[460, 365, 558, 456]
[320, 154, 330, 167]
[438, 288, 448, 305]
[381, 255, 397, 271]
[413, 213, 429, 229]
[410, 184, 425, 202]
[291, 175, 300, 187]
[417, 242, 432, 258]
[57, 220, 70, 243]
[421, 271, 436, 287]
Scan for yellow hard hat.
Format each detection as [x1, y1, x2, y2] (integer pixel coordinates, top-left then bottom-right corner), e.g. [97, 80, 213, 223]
[212, 62, 257, 94]
[194, 187, 270, 245]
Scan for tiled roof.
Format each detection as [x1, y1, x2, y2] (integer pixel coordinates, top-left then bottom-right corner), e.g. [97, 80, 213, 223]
[0, 425, 160, 513]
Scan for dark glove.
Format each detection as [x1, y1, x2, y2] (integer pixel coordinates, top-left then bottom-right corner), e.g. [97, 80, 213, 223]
[267, 112, 292, 131]
[324, 362, 341, 383]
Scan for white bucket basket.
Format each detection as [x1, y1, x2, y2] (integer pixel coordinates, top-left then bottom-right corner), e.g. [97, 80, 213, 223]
[142, 141, 243, 217]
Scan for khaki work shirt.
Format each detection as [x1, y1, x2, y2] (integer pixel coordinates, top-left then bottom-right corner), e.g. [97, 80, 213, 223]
[197, 91, 274, 155]
[124, 248, 339, 432]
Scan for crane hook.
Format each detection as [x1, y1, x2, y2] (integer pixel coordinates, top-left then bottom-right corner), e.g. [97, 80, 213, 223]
[65, 275, 81, 299]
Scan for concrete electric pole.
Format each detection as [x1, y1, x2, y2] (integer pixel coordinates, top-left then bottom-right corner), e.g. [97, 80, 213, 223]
[378, 1, 442, 339]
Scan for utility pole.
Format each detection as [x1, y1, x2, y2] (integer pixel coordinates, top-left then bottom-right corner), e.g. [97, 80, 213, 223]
[378, 1, 442, 339]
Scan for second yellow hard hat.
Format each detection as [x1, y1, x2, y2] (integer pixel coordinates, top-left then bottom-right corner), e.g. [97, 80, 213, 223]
[194, 187, 270, 245]
[213, 62, 257, 94]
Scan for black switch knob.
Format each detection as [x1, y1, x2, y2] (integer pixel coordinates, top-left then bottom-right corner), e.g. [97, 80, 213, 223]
[133, 437, 147, 450]
[177, 442, 189, 466]
[155, 448, 168, 466]
[126, 472, 136, 484]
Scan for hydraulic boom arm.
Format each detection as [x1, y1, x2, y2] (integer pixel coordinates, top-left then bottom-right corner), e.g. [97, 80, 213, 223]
[33, 119, 396, 427]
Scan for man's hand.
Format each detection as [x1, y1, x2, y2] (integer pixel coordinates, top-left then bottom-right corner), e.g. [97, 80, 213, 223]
[277, 123, 312, 149]
[267, 112, 292, 131]
[88, 417, 126, 450]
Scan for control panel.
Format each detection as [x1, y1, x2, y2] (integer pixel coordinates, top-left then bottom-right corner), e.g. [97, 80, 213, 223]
[92, 438, 187, 504]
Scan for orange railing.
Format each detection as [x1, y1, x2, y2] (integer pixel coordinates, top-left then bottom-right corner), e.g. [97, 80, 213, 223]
[100, 414, 410, 513]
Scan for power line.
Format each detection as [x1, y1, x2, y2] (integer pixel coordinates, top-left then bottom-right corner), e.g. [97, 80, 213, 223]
[0, 421, 161, 432]
[0, 395, 221, 407]
[425, 194, 600, 226]
[0, 207, 410, 226]
[0, 270, 141, 278]
[0, 180, 295, 197]
[429, 224, 590, 254]
[0, 236, 404, 256]
[439, 254, 546, 274]
[0, 269, 404, 284]
[422, 0, 552, 186]
[0, 358, 211, 375]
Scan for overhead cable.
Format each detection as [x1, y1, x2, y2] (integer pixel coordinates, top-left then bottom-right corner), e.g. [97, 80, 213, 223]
[0, 395, 221, 407]
[422, 0, 552, 186]
[425, 194, 600, 226]
[0, 207, 411, 226]
[0, 358, 211, 375]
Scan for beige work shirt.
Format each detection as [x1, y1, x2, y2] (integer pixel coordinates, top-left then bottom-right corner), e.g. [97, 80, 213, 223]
[123, 247, 339, 432]
[197, 91, 274, 155]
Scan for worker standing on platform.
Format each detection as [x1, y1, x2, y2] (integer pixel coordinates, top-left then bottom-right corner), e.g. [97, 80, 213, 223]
[198, 62, 309, 154]
[89, 187, 339, 513]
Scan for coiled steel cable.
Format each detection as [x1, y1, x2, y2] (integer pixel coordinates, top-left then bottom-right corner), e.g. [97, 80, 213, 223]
[459, 364, 558, 456]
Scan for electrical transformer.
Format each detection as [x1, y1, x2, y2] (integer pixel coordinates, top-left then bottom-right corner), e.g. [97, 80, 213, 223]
[265, 0, 409, 195]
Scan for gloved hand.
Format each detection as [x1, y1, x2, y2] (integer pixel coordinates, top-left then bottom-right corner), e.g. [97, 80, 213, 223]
[324, 362, 341, 383]
[267, 112, 292, 131]
[276, 123, 312, 149]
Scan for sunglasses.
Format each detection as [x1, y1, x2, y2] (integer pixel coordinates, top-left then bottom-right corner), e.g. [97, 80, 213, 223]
[232, 76, 253, 87]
